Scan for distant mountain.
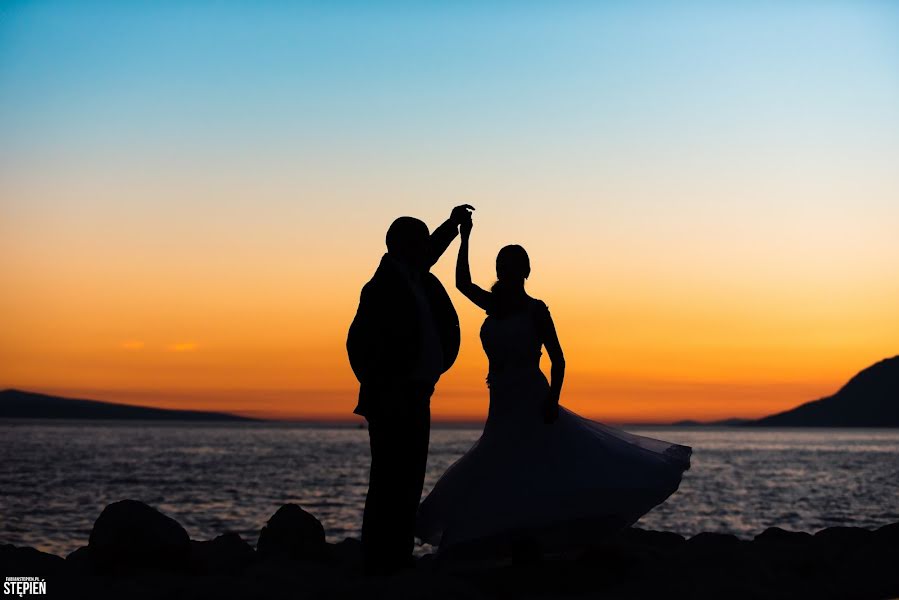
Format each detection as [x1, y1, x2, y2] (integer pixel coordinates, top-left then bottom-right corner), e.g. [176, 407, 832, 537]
[671, 418, 752, 427]
[751, 356, 899, 427]
[0, 389, 255, 421]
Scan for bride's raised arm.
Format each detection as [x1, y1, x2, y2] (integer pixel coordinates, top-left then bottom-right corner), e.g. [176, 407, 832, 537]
[455, 215, 492, 311]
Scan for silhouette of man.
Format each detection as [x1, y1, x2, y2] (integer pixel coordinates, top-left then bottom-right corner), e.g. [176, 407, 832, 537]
[347, 205, 473, 574]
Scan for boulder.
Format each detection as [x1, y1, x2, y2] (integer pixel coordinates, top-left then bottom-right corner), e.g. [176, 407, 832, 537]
[64, 546, 95, 574]
[874, 522, 899, 549]
[684, 532, 744, 560]
[327, 537, 363, 568]
[686, 531, 742, 549]
[190, 532, 256, 574]
[753, 527, 813, 545]
[88, 499, 191, 573]
[0, 544, 64, 575]
[811, 527, 895, 598]
[813, 526, 874, 549]
[749, 527, 820, 577]
[256, 504, 327, 561]
[615, 527, 686, 550]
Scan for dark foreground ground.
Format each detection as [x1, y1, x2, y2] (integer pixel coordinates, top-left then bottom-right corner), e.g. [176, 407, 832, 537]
[2, 500, 897, 599]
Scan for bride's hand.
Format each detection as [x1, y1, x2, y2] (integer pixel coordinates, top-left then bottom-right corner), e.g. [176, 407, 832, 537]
[460, 213, 473, 238]
[542, 393, 559, 424]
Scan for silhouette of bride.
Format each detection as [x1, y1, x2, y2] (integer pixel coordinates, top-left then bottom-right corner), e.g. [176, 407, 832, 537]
[416, 211, 692, 552]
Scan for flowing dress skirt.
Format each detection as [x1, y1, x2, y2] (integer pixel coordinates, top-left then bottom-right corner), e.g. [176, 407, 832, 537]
[416, 366, 692, 550]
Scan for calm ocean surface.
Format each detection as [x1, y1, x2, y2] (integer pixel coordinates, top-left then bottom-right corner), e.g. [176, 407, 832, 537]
[2, 420, 898, 557]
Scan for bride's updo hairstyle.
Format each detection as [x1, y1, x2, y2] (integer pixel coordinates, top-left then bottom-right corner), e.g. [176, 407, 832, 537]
[489, 245, 530, 318]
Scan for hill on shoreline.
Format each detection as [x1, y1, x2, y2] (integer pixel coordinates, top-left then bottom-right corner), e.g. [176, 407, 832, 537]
[750, 356, 899, 427]
[0, 389, 255, 421]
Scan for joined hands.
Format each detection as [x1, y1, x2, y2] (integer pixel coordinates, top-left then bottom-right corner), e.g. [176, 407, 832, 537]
[450, 204, 475, 235]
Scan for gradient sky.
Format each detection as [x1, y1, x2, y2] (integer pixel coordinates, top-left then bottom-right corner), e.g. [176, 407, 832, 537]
[2, 1, 898, 421]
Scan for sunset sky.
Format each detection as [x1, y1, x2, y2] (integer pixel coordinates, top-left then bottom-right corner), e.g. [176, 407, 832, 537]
[2, 1, 898, 422]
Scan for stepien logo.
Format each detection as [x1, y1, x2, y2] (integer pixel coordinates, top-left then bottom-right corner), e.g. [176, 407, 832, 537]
[3, 577, 46, 597]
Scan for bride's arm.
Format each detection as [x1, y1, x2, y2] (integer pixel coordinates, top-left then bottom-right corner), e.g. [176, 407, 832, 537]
[536, 302, 565, 423]
[455, 216, 492, 311]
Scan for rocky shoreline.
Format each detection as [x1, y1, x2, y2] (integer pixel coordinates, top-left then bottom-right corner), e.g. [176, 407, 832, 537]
[2, 499, 897, 599]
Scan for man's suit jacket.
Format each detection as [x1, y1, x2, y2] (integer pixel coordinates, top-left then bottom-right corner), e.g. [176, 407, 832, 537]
[347, 219, 460, 418]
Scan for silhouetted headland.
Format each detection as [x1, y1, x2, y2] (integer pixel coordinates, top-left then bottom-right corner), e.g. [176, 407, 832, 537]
[670, 355, 899, 427]
[751, 355, 899, 427]
[2, 499, 896, 599]
[0, 389, 254, 421]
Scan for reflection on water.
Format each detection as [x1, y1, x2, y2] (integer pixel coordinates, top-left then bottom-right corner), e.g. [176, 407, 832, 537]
[1, 420, 897, 556]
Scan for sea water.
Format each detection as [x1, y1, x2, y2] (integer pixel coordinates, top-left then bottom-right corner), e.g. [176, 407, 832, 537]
[1, 420, 897, 557]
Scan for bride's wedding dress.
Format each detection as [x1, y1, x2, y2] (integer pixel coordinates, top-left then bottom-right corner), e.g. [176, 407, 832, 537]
[416, 298, 692, 550]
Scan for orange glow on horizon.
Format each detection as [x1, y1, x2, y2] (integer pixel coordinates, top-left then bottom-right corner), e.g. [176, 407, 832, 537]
[2, 223, 897, 424]
[2, 371, 866, 424]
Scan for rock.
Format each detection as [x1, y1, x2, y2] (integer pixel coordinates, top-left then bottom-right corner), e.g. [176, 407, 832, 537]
[874, 522, 899, 546]
[810, 527, 896, 599]
[572, 528, 685, 578]
[813, 526, 874, 548]
[749, 527, 820, 578]
[438, 531, 544, 567]
[615, 527, 686, 550]
[327, 537, 363, 568]
[88, 499, 191, 573]
[684, 532, 744, 560]
[753, 527, 813, 545]
[575, 542, 650, 579]
[64, 546, 95, 574]
[190, 532, 256, 574]
[0, 544, 64, 575]
[257, 504, 327, 561]
[686, 531, 742, 549]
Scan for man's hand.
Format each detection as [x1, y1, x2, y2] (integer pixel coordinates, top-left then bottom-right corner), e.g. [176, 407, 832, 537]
[450, 204, 475, 226]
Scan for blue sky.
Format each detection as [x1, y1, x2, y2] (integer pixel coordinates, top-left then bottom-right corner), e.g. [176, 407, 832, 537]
[4, 1, 897, 164]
